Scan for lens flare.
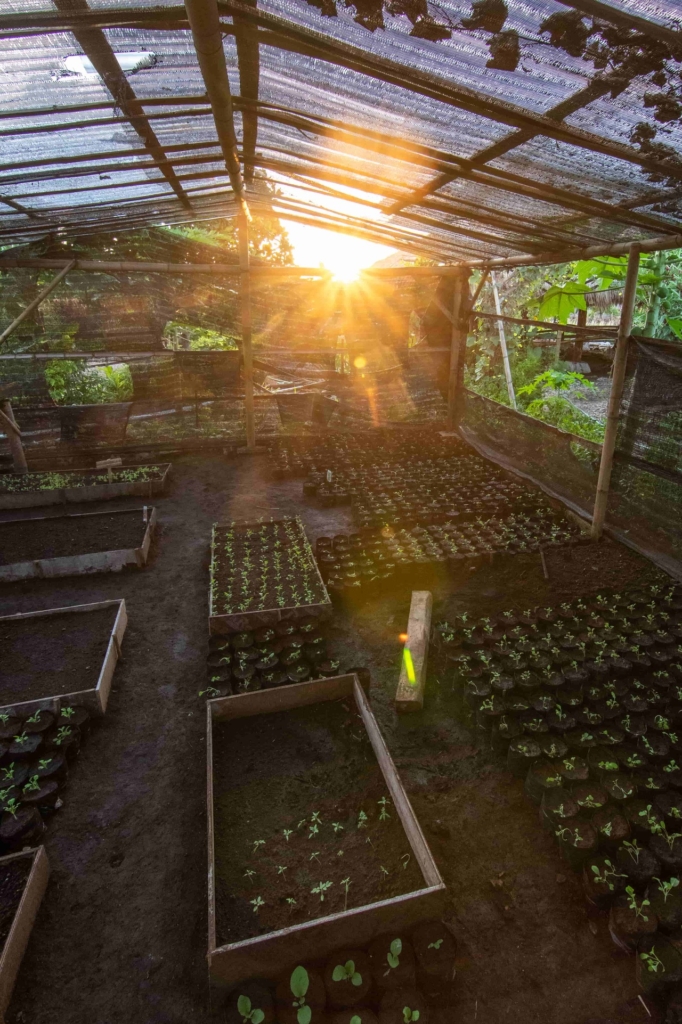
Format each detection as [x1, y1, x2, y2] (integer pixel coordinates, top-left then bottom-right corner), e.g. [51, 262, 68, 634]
[353, 356, 367, 369]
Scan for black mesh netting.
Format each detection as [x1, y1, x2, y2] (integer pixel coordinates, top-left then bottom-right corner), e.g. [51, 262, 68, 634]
[607, 339, 682, 572]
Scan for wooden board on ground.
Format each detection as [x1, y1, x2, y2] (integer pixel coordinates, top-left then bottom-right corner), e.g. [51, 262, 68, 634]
[0, 599, 127, 718]
[206, 673, 445, 989]
[0, 464, 170, 510]
[0, 846, 50, 1022]
[395, 591, 432, 714]
[0, 507, 157, 582]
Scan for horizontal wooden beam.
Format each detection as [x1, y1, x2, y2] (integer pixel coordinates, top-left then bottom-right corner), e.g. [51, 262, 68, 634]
[0, 258, 462, 276]
[471, 309, 617, 336]
[461, 232, 682, 269]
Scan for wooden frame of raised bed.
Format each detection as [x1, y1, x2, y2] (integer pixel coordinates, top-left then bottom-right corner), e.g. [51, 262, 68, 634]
[0, 846, 49, 1022]
[208, 517, 332, 635]
[0, 464, 170, 511]
[206, 673, 446, 989]
[0, 598, 127, 718]
[0, 507, 157, 582]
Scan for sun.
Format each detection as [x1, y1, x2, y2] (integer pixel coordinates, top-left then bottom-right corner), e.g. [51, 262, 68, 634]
[281, 221, 396, 282]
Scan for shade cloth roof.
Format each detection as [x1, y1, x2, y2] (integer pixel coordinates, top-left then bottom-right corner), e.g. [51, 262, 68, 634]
[1, 0, 682, 263]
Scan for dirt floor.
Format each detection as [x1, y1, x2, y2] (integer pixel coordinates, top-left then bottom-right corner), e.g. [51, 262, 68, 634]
[0, 452, 670, 1024]
[0, 508, 150, 564]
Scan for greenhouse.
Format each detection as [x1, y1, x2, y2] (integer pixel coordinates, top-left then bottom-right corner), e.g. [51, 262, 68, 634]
[2, 1, 682, 1022]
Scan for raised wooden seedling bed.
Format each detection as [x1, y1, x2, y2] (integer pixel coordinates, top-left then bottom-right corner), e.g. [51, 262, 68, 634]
[0, 846, 49, 1021]
[0, 599, 127, 718]
[209, 516, 331, 635]
[0, 507, 157, 582]
[206, 673, 445, 989]
[0, 463, 170, 510]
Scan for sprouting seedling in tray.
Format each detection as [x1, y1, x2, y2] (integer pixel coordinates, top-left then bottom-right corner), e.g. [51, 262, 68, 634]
[290, 966, 312, 1024]
[237, 995, 265, 1024]
[332, 959, 363, 987]
[311, 881, 332, 902]
[384, 938, 402, 976]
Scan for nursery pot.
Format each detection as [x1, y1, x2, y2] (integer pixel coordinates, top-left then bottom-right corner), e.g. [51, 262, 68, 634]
[636, 935, 682, 996]
[0, 806, 44, 850]
[524, 761, 564, 805]
[411, 920, 457, 981]
[615, 842, 661, 886]
[608, 896, 658, 952]
[507, 737, 541, 779]
[378, 987, 429, 1024]
[647, 886, 682, 933]
[540, 787, 579, 831]
[368, 935, 417, 991]
[22, 710, 54, 735]
[582, 855, 627, 908]
[555, 820, 598, 870]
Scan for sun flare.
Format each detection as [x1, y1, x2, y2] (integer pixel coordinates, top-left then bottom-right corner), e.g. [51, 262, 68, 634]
[281, 221, 396, 282]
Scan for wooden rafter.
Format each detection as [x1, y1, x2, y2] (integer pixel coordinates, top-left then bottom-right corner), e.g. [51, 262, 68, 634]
[51, 0, 192, 211]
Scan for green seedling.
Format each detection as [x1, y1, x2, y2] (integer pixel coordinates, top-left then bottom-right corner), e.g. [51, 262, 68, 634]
[640, 949, 664, 973]
[4, 799, 20, 817]
[237, 995, 265, 1024]
[0, 715, 8, 725]
[311, 881, 332, 902]
[244, 869, 256, 882]
[297, 818, 307, 830]
[60, 706, 76, 719]
[340, 876, 351, 911]
[378, 796, 391, 821]
[252, 839, 266, 854]
[286, 897, 297, 912]
[380, 866, 389, 877]
[654, 877, 680, 902]
[332, 822, 344, 834]
[384, 938, 402, 976]
[309, 851, 321, 865]
[625, 885, 649, 920]
[332, 959, 363, 987]
[311, 811, 322, 824]
[283, 829, 293, 842]
[12, 733, 28, 747]
[403, 1010, 420, 1023]
[23, 775, 40, 793]
[250, 896, 265, 913]
[401, 853, 411, 870]
[26, 711, 41, 724]
[350, 1018, 362, 1024]
[428, 939, 443, 950]
[308, 824, 319, 839]
[290, 966, 312, 1024]
[623, 839, 642, 863]
[357, 810, 368, 829]
[199, 687, 220, 698]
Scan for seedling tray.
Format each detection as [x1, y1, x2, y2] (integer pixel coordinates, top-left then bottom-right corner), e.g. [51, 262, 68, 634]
[0, 507, 157, 582]
[0, 598, 127, 718]
[0, 464, 170, 510]
[209, 517, 331, 635]
[0, 847, 49, 1021]
[206, 673, 445, 989]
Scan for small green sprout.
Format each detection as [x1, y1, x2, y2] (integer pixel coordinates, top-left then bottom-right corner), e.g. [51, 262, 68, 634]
[625, 885, 649, 920]
[244, 869, 256, 882]
[654, 877, 680, 902]
[311, 881, 332, 902]
[401, 853, 411, 870]
[297, 818, 307, 830]
[380, 866, 389, 877]
[332, 959, 363, 986]
[23, 775, 40, 793]
[403, 1009, 420, 1023]
[277, 865, 288, 877]
[283, 829, 293, 842]
[290, 966, 311, 1024]
[378, 796, 391, 821]
[199, 687, 220, 698]
[38, 758, 51, 770]
[357, 810, 368, 829]
[640, 949, 664, 973]
[340, 876, 351, 910]
[428, 939, 444, 950]
[332, 822, 344, 834]
[309, 851, 321, 865]
[311, 811, 322, 824]
[26, 711, 41, 724]
[252, 839, 266, 854]
[237, 995, 265, 1024]
[308, 824, 319, 839]
[250, 896, 265, 913]
[60, 706, 76, 719]
[286, 897, 297, 912]
[384, 938, 402, 975]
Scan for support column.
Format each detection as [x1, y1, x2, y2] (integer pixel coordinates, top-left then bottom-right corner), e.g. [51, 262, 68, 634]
[238, 212, 256, 451]
[0, 401, 27, 474]
[591, 243, 641, 540]
[446, 268, 471, 431]
[0, 260, 75, 345]
[491, 271, 516, 409]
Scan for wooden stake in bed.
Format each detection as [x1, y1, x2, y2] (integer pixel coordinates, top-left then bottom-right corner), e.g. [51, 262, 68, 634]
[591, 243, 641, 540]
[395, 591, 433, 713]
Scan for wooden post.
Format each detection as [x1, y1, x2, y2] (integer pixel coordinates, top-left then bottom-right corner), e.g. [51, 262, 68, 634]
[574, 307, 587, 363]
[0, 401, 28, 474]
[0, 260, 75, 345]
[491, 271, 516, 409]
[446, 268, 470, 430]
[238, 212, 256, 451]
[591, 243, 641, 540]
[395, 591, 432, 714]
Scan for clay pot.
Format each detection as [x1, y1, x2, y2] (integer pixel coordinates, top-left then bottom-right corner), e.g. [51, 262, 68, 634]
[323, 950, 372, 1008]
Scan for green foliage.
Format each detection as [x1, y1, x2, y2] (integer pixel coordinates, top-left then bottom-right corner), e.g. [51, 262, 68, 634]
[517, 369, 594, 399]
[162, 321, 238, 350]
[332, 960, 363, 986]
[538, 283, 587, 324]
[44, 360, 133, 405]
[237, 996, 264, 1024]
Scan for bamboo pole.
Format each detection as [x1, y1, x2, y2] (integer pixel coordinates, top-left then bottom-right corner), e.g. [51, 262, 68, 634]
[446, 270, 470, 430]
[0, 401, 27, 473]
[0, 260, 75, 344]
[591, 243, 641, 540]
[238, 212, 256, 451]
[491, 272, 516, 410]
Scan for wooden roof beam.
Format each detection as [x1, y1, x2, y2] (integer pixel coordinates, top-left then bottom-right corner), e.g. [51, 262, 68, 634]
[51, 0, 192, 211]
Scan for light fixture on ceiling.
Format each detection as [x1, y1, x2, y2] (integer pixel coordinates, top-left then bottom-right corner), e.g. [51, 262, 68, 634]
[63, 51, 157, 76]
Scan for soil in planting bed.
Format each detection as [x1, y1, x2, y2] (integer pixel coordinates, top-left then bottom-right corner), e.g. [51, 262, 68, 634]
[0, 604, 118, 705]
[0, 510, 149, 565]
[212, 698, 423, 946]
[0, 857, 31, 949]
[0, 450, 670, 1024]
[0, 467, 163, 495]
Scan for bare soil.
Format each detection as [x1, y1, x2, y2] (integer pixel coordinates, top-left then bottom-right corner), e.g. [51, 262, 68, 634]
[0, 509, 149, 565]
[0, 452, 669, 1024]
[212, 700, 422, 946]
[0, 604, 118, 704]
